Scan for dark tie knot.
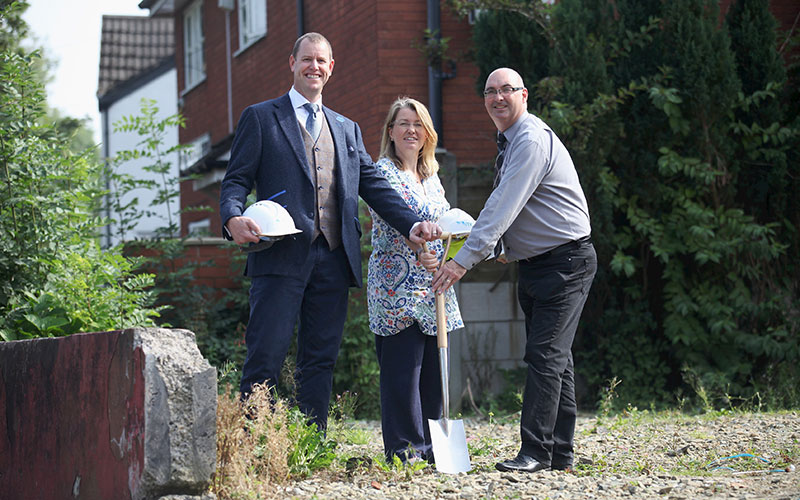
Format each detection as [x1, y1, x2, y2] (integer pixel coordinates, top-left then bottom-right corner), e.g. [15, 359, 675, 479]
[496, 132, 507, 151]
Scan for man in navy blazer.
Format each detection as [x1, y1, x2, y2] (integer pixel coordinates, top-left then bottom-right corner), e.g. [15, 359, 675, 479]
[220, 32, 439, 429]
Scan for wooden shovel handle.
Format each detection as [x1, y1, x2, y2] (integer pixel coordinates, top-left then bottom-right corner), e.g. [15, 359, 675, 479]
[423, 236, 452, 349]
[435, 293, 447, 348]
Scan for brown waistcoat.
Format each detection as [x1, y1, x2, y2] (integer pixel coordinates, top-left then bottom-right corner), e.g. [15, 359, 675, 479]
[301, 116, 341, 249]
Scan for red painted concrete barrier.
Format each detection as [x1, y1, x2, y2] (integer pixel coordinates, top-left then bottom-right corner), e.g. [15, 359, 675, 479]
[0, 328, 216, 500]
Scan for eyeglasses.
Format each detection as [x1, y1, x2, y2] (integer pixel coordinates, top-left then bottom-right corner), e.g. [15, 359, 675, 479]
[391, 121, 424, 130]
[483, 86, 524, 98]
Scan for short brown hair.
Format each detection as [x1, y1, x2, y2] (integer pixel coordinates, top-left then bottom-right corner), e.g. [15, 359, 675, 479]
[291, 32, 333, 60]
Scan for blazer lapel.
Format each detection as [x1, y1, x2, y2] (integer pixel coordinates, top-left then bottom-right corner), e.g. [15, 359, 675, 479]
[275, 95, 313, 183]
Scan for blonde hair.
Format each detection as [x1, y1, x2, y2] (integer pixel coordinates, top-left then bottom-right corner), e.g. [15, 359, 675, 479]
[379, 97, 439, 179]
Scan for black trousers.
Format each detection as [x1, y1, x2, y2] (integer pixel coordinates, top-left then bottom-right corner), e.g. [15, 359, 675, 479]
[516, 239, 596, 467]
[375, 323, 442, 462]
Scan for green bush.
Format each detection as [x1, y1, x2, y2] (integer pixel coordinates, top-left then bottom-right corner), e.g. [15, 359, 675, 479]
[0, 29, 159, 340]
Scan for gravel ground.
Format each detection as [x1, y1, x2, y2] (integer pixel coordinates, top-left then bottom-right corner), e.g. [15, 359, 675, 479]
[274, 411, 799, 500]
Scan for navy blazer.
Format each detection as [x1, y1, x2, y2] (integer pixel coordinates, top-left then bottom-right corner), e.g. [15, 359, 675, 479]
[220, 94, 420, 286]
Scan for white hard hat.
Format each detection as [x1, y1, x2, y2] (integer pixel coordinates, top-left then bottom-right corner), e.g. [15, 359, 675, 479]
[242, 200, 302, 239]
[438, 208, 475, 237]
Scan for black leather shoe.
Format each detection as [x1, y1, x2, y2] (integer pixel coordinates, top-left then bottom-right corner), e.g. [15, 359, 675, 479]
[495, 454, 548, 473]
[550, 463, 573, 472]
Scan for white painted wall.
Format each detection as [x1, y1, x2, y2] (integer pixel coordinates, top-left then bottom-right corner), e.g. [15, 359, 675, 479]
[100, 69, 179, 248]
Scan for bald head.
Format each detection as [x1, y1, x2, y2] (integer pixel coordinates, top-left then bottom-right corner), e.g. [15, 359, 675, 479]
[484, 68, 528, 132]
[487, 68, 524, 88]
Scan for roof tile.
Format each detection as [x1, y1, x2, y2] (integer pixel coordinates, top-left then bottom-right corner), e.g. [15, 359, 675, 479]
[97, 15, 174, 98]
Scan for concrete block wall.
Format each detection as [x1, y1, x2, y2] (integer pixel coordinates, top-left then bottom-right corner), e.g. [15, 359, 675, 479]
[450, 281, 526, 411]
[0, 328, 216, 500]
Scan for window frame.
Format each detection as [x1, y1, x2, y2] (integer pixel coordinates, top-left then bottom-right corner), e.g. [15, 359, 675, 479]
[236, 0, 267, 54]
[183, 0, 205, 92]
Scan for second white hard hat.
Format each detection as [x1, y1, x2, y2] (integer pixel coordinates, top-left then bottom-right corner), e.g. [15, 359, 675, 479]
[438, 208, 475, 237]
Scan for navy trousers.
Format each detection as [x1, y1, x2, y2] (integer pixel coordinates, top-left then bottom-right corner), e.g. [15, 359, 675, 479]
[375, 323, 442, 462]
[239, 237, 351, 429]
[516, 240, 596, 468]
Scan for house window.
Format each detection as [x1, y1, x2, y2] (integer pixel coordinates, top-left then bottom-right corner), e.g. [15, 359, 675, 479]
[238, 0, 267, 50]
[181, 133, 211, 171]
[187, 218, 211, 237]
[183, 0, 205, 90]
[468, 9, 485, 24]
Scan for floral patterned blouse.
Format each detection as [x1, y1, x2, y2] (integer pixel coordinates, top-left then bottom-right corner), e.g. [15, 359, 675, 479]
[367, 157, 464, 337]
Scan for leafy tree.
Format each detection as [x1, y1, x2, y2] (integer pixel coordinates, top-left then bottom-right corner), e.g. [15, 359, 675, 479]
[2, 1, 96, 153]
[470, 8, 550, 101]
[548, 0, 615, 106]
[0, 0, 28, 54]
[727, 0, 786, 100]
[0, 14, 159, 340]
[44, 110, 97, 154]
[726, 0, 791, 226]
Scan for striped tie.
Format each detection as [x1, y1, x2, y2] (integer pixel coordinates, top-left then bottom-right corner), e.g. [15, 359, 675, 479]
[492, 132, 508, 188]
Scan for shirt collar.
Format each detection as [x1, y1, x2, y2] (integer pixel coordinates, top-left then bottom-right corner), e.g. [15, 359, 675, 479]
[289, 86, 322, 110]
[501, 112, 530, 144]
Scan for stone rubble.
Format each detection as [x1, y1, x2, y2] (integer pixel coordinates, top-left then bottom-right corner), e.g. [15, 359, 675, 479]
[280, 412, 799, 499]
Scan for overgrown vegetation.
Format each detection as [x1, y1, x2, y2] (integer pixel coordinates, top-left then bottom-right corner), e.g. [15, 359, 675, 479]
[452, 0, 800, 411]
[213, 381, 430, 499]
[0, 2, 160, 339]
[3, 1, 800, 494]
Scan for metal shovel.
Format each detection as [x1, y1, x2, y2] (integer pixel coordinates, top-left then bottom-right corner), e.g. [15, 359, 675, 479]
[425, 236, 471, 473]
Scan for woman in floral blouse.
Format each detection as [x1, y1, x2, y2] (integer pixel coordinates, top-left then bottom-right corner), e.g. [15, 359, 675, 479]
[367, 97, 464, 464]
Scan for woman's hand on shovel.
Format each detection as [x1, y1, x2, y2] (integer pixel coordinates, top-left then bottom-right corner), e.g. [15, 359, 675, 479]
[432, 259, 466, 294]
[418, 247, 439, 272]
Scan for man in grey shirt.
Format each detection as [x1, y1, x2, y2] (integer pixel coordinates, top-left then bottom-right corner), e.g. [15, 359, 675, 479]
[432, 67, 597, 473]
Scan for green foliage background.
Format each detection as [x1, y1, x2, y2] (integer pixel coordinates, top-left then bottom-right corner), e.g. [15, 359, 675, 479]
[458, 0, 799, 409]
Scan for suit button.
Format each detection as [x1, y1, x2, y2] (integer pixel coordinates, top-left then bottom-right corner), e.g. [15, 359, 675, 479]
[318, 186, 323, 190]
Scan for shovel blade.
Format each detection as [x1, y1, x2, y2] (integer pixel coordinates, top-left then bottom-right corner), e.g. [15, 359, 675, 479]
[428, 417, 471, 473]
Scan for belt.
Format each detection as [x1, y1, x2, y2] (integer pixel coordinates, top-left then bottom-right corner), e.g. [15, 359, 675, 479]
[520, 235, 591, 264]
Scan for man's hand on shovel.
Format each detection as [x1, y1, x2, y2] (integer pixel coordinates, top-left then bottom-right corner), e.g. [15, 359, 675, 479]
[409, 221, 443, 245]
[432, 259, 467, 294]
